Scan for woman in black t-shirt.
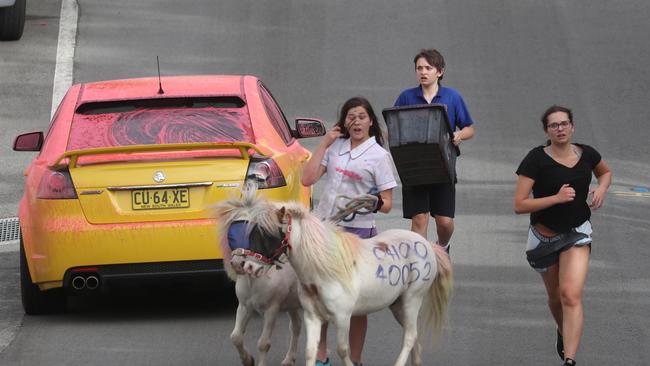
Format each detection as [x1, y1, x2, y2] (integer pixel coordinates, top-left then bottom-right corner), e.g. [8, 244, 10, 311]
[514, 105, 611, 366]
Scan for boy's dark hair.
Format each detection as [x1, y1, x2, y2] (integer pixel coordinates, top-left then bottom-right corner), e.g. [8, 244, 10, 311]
[413, 48, 446, 80]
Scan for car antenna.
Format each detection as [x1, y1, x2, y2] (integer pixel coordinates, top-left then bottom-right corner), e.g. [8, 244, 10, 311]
[156, 56, 165, 94]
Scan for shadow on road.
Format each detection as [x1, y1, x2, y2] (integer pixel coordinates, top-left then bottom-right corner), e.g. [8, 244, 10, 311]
[63, 281, 238, 321]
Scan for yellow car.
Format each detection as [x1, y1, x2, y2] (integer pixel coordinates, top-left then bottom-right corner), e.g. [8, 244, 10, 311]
[13, 75, 324, 314]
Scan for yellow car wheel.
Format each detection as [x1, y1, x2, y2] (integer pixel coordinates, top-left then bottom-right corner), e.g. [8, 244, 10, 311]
[20, 237, 66, 315]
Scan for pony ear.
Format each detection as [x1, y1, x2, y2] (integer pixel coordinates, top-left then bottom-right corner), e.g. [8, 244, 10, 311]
[276, 207, 286, 222]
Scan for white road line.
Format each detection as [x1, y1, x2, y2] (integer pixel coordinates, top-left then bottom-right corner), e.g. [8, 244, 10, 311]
[612, 191, 650, 198]
[0, 0, 79, 355]
[50, 0, 78, 119]
[0, 324, 22, 351]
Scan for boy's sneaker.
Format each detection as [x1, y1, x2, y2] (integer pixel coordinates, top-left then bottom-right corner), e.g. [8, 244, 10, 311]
[555, 328, 564, 360]
[563, 357, 576, 365]
[315, 358, 330, 366]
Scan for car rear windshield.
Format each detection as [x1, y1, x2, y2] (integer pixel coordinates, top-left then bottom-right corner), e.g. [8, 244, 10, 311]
[67, 97, 253, 151]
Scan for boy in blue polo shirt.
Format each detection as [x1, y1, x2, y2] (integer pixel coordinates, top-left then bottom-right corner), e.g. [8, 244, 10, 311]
[394, 48, 476, 254]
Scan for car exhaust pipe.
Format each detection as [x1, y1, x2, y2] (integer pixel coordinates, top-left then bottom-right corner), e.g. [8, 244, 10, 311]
[71, 275, 86, 290]
[85, 275, 100, 290]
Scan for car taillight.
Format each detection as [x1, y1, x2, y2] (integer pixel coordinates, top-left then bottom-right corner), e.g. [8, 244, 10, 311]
[245, 158, 286, 189]
[37, 169, 78, 199]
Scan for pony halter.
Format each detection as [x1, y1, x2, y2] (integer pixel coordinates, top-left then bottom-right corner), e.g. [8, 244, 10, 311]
[231, 213, 293, 266]
[272, 212, 293, 259]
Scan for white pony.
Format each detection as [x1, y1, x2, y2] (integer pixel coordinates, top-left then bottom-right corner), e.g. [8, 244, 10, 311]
[214, 192, 302, 366]
[227, 192, 454, 366]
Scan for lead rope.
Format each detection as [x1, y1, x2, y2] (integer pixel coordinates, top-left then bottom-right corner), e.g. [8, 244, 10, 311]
[329, 194, 379, 223]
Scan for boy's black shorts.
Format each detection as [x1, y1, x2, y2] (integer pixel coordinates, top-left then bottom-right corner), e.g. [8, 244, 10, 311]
[402, 182, 455, 219]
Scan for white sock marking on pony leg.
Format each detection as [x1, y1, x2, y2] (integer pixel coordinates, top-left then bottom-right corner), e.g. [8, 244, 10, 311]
[303, 313, 322, 366]
[231, 304, 255, 366]
[257, 306, 280, 366]
[281, 308, 302, 366]
[393, 298, 424, 366]
[333, 312, 354, 366]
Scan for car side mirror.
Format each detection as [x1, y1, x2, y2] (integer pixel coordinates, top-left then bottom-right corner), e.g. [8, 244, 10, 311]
[293, 118, 326, 138]
[13, 132, 44, 151]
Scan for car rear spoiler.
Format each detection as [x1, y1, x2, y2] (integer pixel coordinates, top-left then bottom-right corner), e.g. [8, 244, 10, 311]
[52, 142, 268, 169]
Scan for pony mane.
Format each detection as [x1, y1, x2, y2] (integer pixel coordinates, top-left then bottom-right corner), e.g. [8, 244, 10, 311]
[272, 202, 361, 290]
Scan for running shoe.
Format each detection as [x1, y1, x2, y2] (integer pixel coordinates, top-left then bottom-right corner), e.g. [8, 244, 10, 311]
[556, 328, 564, 360]
[315, 358, 330, 366]
[563, 357, 576, 365]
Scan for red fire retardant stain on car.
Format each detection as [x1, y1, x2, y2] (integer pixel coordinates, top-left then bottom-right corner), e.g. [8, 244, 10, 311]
[42, 216, 215, 232]
[109, 109, 251, 146]
[67, 108, 253, 150]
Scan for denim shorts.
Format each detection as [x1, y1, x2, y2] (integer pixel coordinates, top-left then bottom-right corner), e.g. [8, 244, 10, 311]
[526, 220, 593, 273]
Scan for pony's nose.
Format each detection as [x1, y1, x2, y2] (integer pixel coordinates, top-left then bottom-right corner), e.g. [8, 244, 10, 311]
[231, 257, 246, 274]
[243, 262, 255, 275]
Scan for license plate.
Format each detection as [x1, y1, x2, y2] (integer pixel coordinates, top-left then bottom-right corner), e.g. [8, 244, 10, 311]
[131, 188, 190, 210]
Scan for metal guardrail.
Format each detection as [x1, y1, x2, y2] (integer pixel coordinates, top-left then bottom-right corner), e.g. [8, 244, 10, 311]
[0, 217, 20, 243]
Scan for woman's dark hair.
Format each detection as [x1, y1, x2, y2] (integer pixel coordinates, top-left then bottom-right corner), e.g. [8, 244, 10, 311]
[413, 48, 446, 81]
[335, 96, 385, 147]
[540, 105, 573, 131]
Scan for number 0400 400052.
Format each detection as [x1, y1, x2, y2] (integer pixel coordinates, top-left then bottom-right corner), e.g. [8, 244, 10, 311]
[373, 241, 433, 286]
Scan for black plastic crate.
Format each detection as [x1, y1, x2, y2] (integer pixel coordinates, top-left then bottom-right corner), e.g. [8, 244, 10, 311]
[382, 104, 459, 186]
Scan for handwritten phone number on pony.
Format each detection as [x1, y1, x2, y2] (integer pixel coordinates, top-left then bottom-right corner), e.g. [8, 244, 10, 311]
[373, 241, 432, 286]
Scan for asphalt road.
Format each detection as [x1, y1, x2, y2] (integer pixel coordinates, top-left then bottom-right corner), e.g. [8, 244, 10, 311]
[1, 0, 649, 365]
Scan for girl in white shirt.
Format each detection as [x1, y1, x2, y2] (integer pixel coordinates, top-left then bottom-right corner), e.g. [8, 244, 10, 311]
[301, 96, 397, 366]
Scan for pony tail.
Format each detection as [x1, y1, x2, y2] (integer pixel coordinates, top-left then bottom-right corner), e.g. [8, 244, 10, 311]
[426, 244, 453, 342]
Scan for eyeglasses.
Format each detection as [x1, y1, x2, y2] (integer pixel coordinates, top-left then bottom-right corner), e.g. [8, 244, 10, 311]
[547, 120, 571, 130]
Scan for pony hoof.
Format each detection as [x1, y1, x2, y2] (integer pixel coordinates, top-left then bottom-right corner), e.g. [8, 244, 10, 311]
[280, 358, 295, 366]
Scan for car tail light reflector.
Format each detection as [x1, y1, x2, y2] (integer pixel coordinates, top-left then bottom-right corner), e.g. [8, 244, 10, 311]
[70, 267, 99, 273]
[37, 169, 78, 199]
[245, 158, 286, 189]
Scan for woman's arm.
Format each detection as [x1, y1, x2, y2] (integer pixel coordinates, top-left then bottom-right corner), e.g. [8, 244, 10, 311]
[513, 175, 575, 214]
[301, 126, 341, 186]
[589, 159, 612, 210]
[377, 188, 393, 214]
[301, 154, 327, 187]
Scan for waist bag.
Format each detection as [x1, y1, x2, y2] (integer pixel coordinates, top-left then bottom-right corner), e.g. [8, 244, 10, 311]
[526, 229, 589, 269]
